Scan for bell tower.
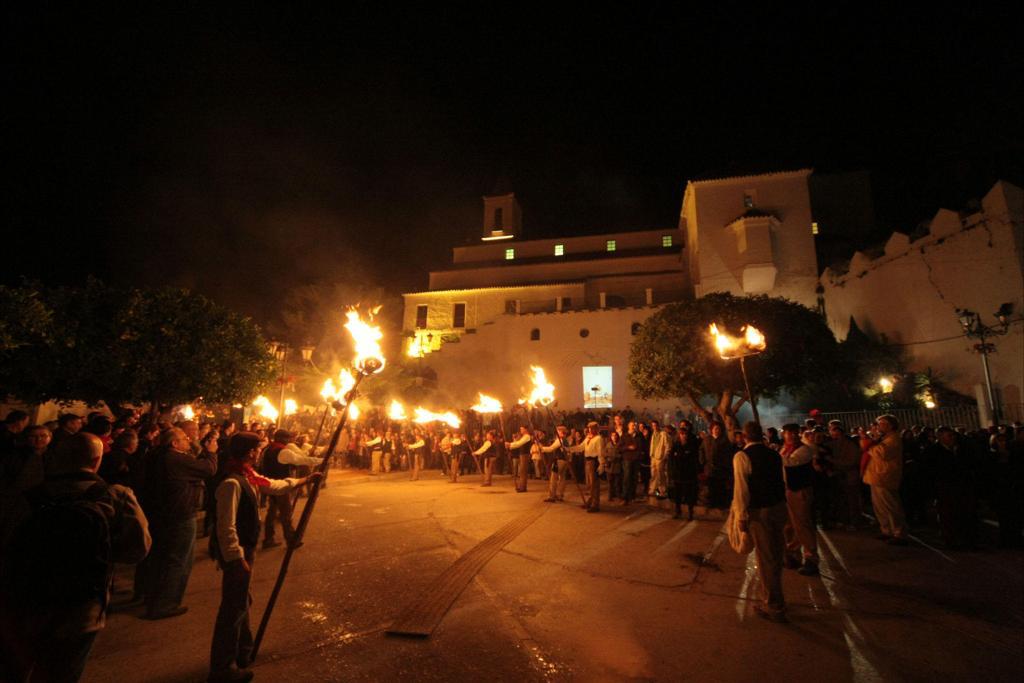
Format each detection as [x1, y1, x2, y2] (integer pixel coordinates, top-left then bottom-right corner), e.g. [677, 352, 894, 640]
[481, 192, 521, 242]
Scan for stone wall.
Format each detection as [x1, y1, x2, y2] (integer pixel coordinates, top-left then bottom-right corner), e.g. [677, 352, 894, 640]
[820, 181, 1024, 420]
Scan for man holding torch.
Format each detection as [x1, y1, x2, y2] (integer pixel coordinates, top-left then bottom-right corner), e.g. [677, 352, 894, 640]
[208, 432, 321, 682]
[473, 430, 498, 486]
[542, 425, 572, 502]
[508, 426, 533, 492]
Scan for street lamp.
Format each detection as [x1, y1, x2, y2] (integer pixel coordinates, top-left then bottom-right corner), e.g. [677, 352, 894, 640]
[956, 304, 1013, 424]
[709, 323, 767, 425]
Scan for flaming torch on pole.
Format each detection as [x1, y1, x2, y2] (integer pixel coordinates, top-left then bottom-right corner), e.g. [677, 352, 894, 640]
[708, 323, 767, 425]
[253, 306, 386, 660]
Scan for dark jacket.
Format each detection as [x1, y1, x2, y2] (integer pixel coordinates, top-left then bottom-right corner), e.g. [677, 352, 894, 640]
[144, 446, 216, 524]
[668, 437, 701, 483]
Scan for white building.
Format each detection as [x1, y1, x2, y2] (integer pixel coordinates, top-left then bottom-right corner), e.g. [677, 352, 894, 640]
[820, 180, 1024, 423]
[403, 170, 824, 411]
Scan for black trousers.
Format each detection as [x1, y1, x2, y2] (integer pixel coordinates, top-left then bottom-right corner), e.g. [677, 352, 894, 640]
[209, 548, 255, 675]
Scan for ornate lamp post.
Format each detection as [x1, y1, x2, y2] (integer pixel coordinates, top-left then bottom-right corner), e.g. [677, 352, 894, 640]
[957, 303, 1013, 424]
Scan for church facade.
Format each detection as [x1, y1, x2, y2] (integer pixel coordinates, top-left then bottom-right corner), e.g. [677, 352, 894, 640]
[402, 169, 822, 411]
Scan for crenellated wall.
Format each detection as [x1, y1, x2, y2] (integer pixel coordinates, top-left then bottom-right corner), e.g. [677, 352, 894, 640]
[820, 180, 1024, 421]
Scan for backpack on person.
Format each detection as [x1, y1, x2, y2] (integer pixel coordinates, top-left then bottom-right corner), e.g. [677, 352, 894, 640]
[1, 476, 115, 613]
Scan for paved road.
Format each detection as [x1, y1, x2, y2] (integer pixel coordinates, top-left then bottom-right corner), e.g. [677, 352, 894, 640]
[85, 469, 1023, 682]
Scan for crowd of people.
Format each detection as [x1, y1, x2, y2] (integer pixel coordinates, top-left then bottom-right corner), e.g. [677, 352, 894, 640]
[0, 404, 1021, 679]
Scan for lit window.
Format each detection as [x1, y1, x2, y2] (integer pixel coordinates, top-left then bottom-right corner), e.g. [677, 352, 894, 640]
[606, 240, 616, 252]
[811, 222, 819, 235]
[662, 235, 673, 247]
[505, 248, 515, 260]
[583, 366, 612, 409]
[554, 244, 564, 256]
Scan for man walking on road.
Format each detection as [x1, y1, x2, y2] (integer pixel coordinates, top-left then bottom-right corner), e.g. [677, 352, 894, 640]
[733, 421, 789, 623]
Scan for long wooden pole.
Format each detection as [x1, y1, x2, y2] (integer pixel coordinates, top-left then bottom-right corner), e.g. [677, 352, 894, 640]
[252, 373, 366, 660]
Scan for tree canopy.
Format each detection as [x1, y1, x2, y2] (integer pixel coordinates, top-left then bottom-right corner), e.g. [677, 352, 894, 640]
[628, 293, 839, 429]
[0, 280, 276, 411]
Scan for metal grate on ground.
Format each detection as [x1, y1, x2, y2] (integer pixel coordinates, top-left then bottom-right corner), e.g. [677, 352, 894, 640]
[386, 505, 547, 637]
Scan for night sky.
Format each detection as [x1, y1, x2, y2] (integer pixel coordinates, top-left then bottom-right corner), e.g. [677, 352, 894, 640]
[6, 3, 1022, 324]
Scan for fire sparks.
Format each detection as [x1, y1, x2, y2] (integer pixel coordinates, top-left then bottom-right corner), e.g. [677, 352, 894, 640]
[344, 307, 385, 375]
[471, 393, 503, 414]
[252, 395, 279, 421]
[520, 366, 555, 407]
[709, 323, 766, 359]
[413, 407, 462, 428]
[284, 399, 298, 416]
[388, 399, 408, 420]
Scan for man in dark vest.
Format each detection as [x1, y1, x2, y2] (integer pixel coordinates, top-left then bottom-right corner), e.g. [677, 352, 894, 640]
[733, 421, 789, 623]
[257, 430, 307, 549]
[779, 423, 820, 576]
[209, 432, 319, 682]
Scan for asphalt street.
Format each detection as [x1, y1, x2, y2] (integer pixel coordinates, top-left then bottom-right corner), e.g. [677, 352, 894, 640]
[84, 469, 1023, 682]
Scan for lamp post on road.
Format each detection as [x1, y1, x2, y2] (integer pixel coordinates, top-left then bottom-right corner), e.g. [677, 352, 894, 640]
[268, 341, 316, 428]
[957, 304, 1013, 425]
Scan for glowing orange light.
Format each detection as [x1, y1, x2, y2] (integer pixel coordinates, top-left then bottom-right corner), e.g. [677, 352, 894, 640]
[520, 366, 555, 407]
[471, 393, 503, 414]
[344, 306, 385, 374]
[413, 407, 462, 428]
[388, 399, 408, 420]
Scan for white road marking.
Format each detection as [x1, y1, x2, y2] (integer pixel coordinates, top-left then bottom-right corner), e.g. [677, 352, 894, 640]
[818, 546, 884, 682]
[654, 520, 698, 555]
[735, 551, 757, 621]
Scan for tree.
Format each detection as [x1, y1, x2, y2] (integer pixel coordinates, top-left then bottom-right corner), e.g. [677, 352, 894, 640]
[0, 284, 53, 353]
[0, 280, 276, 412]
[628, 293, 839, 430]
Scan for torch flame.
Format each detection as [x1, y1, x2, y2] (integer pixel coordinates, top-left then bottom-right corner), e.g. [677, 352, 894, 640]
[252, 395, 279, 422]
[471, 393, 503, 414]
[744, 324, 766, 351]
[344, 307, 386, 374]
[320, 378, 336, 401]
[388, 399, 407, 421]
[284, 399, 298, 416]
[320, 369, 357, 404]
[413, 407, 462, 429]
[406, 336, 423, 358]
[709, 323, 766, 359]
[520, 366, 555, 407]
[709, 323, 738, 358]
[348, 403, 361, 420]
[174, 404, 195, 421]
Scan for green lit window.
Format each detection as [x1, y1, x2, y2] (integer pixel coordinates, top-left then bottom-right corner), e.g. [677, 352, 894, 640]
[606, 240, 616, 252]
[505, 248, 515, 260]
[554, 244, 564, 256]
[662, 235, 673, 247]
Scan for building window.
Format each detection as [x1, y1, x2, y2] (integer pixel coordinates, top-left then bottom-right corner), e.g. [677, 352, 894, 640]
[452, 303, 466, 328]
[415, 305, 427, 329]
[530, 328, 540, 341]
[505, 300, 517, 314]
[743, 192, 755, 209]
[583, 366, 612, 409]
[631, 322, 642, 335]
[560, 296, 572, 309]
[505, 248, 515, 260]
[662, 235, 673, 247]
[554, 244, 564, 256]
[493, 207, 503, 229]
[606, 239, 616, 252]
[811, 221, 819, 235]
[579, 328, 589, 338]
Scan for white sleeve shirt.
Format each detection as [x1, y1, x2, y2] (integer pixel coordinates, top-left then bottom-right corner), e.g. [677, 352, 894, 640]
[473, 440, 492, 456]
[508, 434, 532, 449]
[216, 474, 298, 562]
[733, 449, 753, 522]
[278, 443, 322, 467]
